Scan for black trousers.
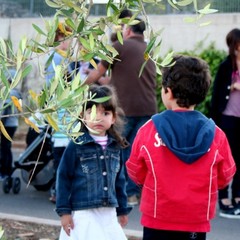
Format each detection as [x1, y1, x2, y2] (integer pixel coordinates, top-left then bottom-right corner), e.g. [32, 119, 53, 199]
[143, 227, 206, 240]
[218, 115, 240, 200]
[0, 126, 17, 176]
[51, 146, 66, 195]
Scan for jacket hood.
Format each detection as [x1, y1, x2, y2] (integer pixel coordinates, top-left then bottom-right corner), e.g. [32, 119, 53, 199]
[152, 110, 216, 164]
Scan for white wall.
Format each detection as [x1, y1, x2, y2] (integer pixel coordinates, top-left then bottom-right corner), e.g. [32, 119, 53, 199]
[1, 13, 240, 55]
[0, 13, 240, 92]
[148, 13, 240, 56]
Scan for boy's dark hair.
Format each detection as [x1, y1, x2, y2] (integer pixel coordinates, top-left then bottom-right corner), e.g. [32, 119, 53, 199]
[84, 84, 128, 148]
[161, 55, 211, 108]
[226, 28, 240, 71]
[130, 18, 146, 35]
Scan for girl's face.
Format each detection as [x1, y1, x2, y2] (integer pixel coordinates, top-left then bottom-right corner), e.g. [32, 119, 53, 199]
[84, 104, 116, 136]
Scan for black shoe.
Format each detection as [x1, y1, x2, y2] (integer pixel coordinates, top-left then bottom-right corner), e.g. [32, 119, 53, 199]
[219, 207, 240, 219]
[232, 199, 240, 208]
[219, 200, 240, 219]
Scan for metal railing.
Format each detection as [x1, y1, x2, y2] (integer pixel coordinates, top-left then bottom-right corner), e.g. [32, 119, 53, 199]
[0, 0, 240, 18]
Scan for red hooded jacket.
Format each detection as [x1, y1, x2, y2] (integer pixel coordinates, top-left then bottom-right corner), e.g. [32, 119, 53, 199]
[126, 110, 236, 232]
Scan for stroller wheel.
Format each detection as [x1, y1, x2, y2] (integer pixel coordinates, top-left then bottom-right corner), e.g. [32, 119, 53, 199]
[2, 177, 12, 194]
[12, 177, 21, 194]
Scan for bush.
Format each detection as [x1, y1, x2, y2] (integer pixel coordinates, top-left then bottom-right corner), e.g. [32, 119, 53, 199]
[156, 42, 227, 116]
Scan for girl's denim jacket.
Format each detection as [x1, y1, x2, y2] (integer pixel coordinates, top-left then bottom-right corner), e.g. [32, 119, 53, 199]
[56, 132, 131, 217]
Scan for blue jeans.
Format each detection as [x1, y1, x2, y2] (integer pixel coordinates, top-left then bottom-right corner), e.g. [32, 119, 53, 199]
[122, 116, 150, 197]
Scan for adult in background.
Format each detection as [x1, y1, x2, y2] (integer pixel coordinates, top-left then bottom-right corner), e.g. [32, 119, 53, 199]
[85, 17, 157, 205]
[45, 23, 72, 203]
[210, 28, 240, 219]
[0, 69, 22, 180]
[110, 8, 133, 43]
[45, 23, 72, 87]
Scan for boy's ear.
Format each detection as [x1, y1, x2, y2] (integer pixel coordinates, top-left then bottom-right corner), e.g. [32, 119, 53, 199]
[166, 87, 174, 100]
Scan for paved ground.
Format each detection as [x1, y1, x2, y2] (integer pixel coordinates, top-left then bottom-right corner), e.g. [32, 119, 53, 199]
[0, 147, 240, 239]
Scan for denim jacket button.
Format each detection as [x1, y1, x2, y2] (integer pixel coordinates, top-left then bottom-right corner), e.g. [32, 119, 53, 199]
[103, 187, 108, 191]
[102, 171, 107, 176]
[100, 155, 104, 159]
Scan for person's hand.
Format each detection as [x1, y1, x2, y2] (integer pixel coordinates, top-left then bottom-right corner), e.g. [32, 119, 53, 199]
[118, 215, 128, 227]
[98, 76, 111, 85]
[61, 214, 74, 236]
[231, 82, 240, 91]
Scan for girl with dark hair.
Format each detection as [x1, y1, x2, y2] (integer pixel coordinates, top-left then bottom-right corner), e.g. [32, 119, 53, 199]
[211, 28, 240, 218]
[56, 85, 131, 240]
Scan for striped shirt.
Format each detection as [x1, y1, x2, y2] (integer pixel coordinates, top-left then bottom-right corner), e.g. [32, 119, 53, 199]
[90, 134, 108, 149]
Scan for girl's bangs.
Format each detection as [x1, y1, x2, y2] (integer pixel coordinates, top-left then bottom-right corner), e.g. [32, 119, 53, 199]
[85, 99, 114, 112]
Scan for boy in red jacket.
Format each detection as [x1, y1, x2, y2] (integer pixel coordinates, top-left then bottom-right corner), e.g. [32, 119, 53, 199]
[126, 55, 236, 240]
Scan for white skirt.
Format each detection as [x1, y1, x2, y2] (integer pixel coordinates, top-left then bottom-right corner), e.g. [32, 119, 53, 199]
[59, 207, 127, 240]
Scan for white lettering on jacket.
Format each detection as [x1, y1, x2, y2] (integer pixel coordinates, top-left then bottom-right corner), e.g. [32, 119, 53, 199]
[154, 133, 166, 147]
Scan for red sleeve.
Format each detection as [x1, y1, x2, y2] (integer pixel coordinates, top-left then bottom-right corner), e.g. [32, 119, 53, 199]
[126, 129, 148, 186]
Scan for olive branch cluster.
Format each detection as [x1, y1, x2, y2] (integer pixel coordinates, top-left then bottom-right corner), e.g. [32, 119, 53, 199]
[0, 0, 217, 142]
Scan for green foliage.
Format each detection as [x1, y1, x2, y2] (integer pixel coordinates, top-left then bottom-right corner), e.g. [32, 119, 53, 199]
[156, 42, 227, 116]
[0, 0, 219, 189]
[0, 0, 218, 139]
[0, 226, 5, 240]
